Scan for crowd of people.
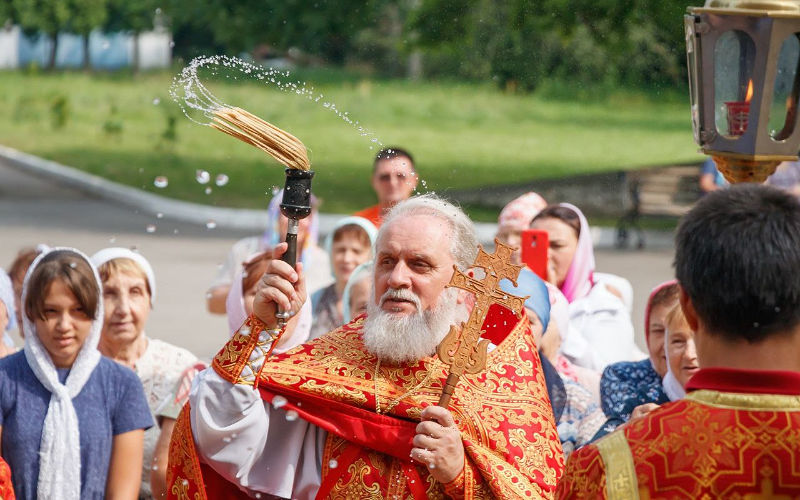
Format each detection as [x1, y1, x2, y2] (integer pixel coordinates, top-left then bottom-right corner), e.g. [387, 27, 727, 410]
[0, 146, 799, 498]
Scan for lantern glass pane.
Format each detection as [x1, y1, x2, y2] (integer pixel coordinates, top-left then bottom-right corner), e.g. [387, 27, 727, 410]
[768, 34, 800, 142]
[685, 16, 701, 144]
[715, 30, 756, 138]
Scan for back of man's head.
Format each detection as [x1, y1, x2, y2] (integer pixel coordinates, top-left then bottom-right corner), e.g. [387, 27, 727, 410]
[373, 147, 415, 172]
[379, 194, 478, 269]
[675, 184, 800, 342]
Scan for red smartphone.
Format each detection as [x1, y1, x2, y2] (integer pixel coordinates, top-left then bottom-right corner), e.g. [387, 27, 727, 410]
[521, 229, 549, 281]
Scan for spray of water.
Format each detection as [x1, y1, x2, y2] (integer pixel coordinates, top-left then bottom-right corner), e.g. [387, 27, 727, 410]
[169, 55, 384, 148]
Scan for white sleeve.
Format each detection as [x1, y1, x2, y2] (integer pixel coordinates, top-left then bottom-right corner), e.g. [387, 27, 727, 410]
[567, 285, 641, 371]
[189, 368, 326, 499]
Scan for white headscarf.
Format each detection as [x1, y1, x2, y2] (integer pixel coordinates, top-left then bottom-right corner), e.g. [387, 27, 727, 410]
[323, 216, 378, 280]
[342, 261, 373, 323]
[21, 247, 104, 500]
[91, 247, 157, 306]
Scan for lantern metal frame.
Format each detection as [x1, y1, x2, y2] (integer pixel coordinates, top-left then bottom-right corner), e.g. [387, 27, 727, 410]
[686, 0, 800, 181]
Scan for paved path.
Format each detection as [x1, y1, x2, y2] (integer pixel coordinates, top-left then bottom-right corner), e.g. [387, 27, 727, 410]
[0, 157, 675, 359]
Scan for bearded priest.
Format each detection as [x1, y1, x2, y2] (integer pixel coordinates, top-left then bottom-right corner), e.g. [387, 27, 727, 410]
[167, 194, 564, 499]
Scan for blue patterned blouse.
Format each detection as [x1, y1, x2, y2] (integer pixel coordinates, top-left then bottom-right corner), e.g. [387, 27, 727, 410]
[599, 358, 669, 423]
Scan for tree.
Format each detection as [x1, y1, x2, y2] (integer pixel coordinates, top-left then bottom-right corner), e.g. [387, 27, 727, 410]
[12, 0, 70, 69]
[104, 0, 157, 72]
[68, 0, 108, 70]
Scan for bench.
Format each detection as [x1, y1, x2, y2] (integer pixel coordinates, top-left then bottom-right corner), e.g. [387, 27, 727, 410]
[615, 165, 702, 249]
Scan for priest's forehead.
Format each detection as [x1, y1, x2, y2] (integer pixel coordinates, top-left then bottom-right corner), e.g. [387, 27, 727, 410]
[376, 214, 454, 261]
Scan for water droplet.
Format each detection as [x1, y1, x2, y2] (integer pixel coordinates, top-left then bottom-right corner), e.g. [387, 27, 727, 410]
[205, 220, 217, 229]
[146, 224, 157, 233]
[205, 186, 212, 195]
[285, 410, 299, 421]
[152, 98, 160, 106]
[272, 395, 288, 409]
[196, 170, 210, 184]
[222, 436, 231, 443]
[215, 174, 229, 186]
[328, 459, 338, 469]
[152, 465, 158, 471]
[154, 176, 168, 188]
[254, 494, 262, 499]
[156, 212, 164, 219]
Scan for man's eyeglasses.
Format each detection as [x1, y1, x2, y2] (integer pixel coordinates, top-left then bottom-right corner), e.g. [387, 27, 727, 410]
[377, 172, 409, 183]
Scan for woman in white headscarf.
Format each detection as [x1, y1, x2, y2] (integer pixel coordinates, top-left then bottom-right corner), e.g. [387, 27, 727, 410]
[91, 247, 201, 500]
[0, 248, 152, 500]
[309, 216, 377, 339]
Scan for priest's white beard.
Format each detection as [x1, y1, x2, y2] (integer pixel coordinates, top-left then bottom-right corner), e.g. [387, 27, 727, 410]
[364, 286, 463, 364]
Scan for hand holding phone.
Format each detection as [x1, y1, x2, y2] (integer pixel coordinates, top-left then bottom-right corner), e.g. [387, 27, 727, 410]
[520, 229, 549, 281]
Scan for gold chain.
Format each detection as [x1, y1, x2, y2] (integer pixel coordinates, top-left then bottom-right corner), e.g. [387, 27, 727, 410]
[374, 357, 436, 415]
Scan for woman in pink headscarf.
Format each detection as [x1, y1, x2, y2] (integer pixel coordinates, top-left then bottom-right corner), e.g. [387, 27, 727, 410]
[530, 203, 639, 371]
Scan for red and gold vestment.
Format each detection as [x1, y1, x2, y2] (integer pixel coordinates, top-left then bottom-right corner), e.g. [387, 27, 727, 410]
[557, 367, 800, 499]
[0, 456, 13, 500]
[168, 309, 563, 499]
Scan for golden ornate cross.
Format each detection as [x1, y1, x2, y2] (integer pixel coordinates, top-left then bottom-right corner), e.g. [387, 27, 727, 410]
[436, 239, 528, 407]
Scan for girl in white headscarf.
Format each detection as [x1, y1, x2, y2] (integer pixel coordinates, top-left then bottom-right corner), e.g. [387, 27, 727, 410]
[92, 247, 201, 499]
[0, 248, 152, 500]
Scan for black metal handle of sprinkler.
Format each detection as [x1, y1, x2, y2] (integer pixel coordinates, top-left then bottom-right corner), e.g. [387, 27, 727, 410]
[276, 168, 315, 324]
[279, 168, 315, 267]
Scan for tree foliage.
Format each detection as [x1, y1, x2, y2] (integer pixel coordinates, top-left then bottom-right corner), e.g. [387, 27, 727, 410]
[2, 0, 694, 90]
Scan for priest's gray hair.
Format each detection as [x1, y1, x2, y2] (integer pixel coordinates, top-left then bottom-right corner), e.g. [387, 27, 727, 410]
[379, 194, 478, 269]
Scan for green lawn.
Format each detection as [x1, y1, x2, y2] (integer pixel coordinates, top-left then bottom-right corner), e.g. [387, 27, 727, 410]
[0, 69, 703, 218]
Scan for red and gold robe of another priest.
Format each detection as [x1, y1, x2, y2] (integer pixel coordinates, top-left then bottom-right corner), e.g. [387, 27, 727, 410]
[557, 368, 800, 499]
[168, 310, 564, 499]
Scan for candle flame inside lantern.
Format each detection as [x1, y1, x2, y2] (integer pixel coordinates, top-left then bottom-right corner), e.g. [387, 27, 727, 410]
[745, 79, 754, 102]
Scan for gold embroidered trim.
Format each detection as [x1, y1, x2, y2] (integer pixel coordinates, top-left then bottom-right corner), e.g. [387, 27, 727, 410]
[687, 389, 800, 411]
[596, 431, 639, 500]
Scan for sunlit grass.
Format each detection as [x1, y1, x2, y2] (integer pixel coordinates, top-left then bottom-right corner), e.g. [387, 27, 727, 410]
[0, 69, 702, 218]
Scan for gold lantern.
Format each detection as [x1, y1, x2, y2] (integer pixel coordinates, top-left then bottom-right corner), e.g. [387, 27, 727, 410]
[686, 0, 800, 182]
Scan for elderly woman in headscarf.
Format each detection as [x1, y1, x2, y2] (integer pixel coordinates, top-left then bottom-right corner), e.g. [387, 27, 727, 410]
[0, 248, 152, 500]
[499, 268, 605, 459]
[598, 281, 676, 433]
[92, 247, 201, 499]
[530, 203, 639, 371]
[205, 189, 331, 314]
[0, 270, 18, 358]
[495, 192, 548, 265]
[309, 216, 377, 339]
